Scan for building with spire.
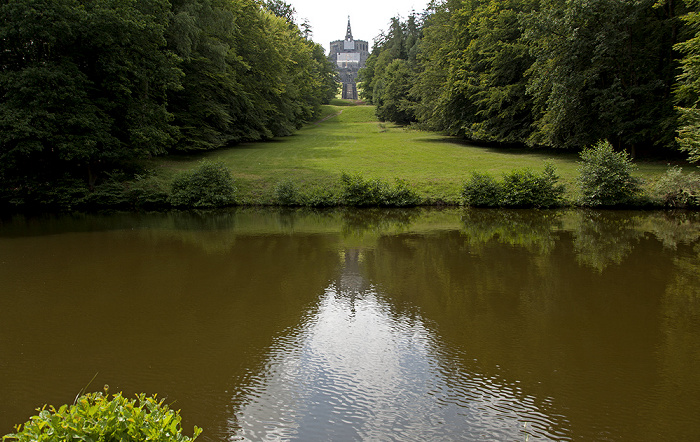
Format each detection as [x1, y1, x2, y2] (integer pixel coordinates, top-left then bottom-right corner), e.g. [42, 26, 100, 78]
[329, 17, 369, 100]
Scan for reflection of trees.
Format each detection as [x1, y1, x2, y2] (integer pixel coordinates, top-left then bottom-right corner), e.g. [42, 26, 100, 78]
[637, 211, 700, 250]
[460, 208, 563, 254]
[650, 243, 700, 439]
[566, 210, 700, 272]
[566, 210, 643, 272]
[458, 209, 700, 272]
[361, 220, 700, 441]
[3, 208, 700, 440]
[340, 208, 419, 237]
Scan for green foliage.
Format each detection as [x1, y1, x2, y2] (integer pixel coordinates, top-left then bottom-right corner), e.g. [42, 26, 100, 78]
[375, 0, 691, 153]
[384, 179, 423, 207]
[375, 59, 417, 124]
[340, 172, 387, 206]
[415, 0, 536, 142]
[676, 108, 700, 163]
[523, 0, 680, 150]
[462, 163, 564, 208]
[169, 160, 236, 208]
[263, 0, 295, 22]
[358, 14, 421, 124]
[125, 175, 172, 209]
[0, 0, 340, 209]
[300, 186, 339, 207]
[462, 172, 504, 207]
[84, 174, 171, 210]
[3, 389, 201, 442]
[501, 163, 565, 208]
[0, 0, 181, 185]
[675, 6, 700, 163]
[167, 0, 335, 150]
[11, 177, 91, 212]
[274, 179, 301, 205]
[339, 172, 421, 207]
[651, 166, 700, 208]
[577, 140, 643, 207]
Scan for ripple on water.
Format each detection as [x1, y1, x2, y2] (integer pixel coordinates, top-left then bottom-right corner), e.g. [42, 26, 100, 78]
[230, 288, 568, 441]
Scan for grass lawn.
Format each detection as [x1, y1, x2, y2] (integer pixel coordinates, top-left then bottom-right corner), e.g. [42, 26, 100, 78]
[154, 104, 680, 205]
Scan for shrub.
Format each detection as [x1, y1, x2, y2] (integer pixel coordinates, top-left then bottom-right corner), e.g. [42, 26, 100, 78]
[383, 179, 422, 207]
[501, 163, 565, 208]
[462, 172, 503, 207]
[462, 164, 564, 208]
[125, 174, 171, 209]
[300, 186, 338, 207]
[340, 172, 387, 206]
[651, 166, 700, 208]
[339, 173, 421, 207]
[76, 173, 170, 210]
[169, 160, 236, 208]
[83, 178, 130, 208]
[3, 389, 201, 442]
[274, 179, 301, 206]
[577, 140, 642, 207]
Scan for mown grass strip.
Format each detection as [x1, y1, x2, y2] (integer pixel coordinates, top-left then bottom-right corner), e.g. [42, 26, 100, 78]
[153, 104, 676, 205]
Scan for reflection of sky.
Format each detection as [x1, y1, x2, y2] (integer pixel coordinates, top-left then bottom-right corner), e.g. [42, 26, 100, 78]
[230, 258, 566, 441]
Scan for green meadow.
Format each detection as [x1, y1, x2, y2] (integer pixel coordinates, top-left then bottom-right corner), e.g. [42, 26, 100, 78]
[154, 104, 676, 205]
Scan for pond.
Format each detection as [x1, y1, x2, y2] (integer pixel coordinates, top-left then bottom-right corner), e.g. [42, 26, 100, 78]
[1, 208, 699, 441]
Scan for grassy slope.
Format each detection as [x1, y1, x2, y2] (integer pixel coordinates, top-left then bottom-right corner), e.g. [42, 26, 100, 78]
[154, 104, 674, 205]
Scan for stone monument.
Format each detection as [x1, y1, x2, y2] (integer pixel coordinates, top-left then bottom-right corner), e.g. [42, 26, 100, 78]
[329, 17, 369, 100]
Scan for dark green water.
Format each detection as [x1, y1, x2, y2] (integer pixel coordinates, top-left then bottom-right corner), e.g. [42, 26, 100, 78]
[1, 208, 699, 441]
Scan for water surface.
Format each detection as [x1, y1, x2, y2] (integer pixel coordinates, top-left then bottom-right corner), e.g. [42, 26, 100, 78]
[1, 208, 699, 440]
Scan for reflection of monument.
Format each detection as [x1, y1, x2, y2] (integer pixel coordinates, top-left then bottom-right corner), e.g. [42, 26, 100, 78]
[329, 17, 369, 100]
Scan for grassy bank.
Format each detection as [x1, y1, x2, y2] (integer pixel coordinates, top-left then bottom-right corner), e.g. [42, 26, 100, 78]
[153, 103, 680, 206]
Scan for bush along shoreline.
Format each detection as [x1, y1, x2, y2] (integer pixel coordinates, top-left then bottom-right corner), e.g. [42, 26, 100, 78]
[2, 141, 699, 213]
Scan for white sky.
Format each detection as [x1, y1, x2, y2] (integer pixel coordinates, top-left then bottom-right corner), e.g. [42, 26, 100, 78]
[288, 0, 430, 54]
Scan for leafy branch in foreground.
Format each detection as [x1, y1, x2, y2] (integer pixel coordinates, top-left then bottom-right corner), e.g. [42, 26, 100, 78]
[3, 387, 201, 442]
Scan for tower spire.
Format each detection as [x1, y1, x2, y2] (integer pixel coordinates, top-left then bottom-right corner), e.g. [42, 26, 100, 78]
[345, 16, 353, 41]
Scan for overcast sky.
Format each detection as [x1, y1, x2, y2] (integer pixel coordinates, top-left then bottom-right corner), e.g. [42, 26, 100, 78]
[288, 0, 430, 54]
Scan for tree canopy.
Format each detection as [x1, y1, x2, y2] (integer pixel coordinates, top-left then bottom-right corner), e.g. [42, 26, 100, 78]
[359, 0, 700, 160]
[0, 0, 338, 207]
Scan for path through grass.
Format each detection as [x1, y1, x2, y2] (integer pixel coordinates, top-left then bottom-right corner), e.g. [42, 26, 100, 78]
[155, 104, 674, 204]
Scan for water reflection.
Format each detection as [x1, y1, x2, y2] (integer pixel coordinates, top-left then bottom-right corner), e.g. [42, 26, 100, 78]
[458, 209, 700, 271]
[1, 208, 699, 441]
[231, 249, 567, 441]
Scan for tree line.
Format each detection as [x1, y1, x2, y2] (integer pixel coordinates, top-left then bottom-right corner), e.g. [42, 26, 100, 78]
[358, 0, 700, 162]
[0, 0, 337, 206]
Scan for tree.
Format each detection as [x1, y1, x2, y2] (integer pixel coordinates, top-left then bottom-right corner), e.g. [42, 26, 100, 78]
[413, 0, 464, 133]
[414, 0, 536, 141]
[375, 59, 417, 123]
[457, 0, 536, 143]
[675, 0, 700, 163]
[358, 13, 422, 123]
[263, 0, 295, 23]
[167, 0, 245, 150]
[0, 0, 180, 198]
[524, 0, 681, 152]
[166, 0, 337, 151]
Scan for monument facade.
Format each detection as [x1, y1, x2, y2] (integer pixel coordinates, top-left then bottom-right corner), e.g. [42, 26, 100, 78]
[329, 18, 369, 100]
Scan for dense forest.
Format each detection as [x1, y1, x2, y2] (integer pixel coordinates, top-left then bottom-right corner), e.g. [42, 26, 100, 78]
[359, 0, 700, 162]
[0, 0, 337, 206]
